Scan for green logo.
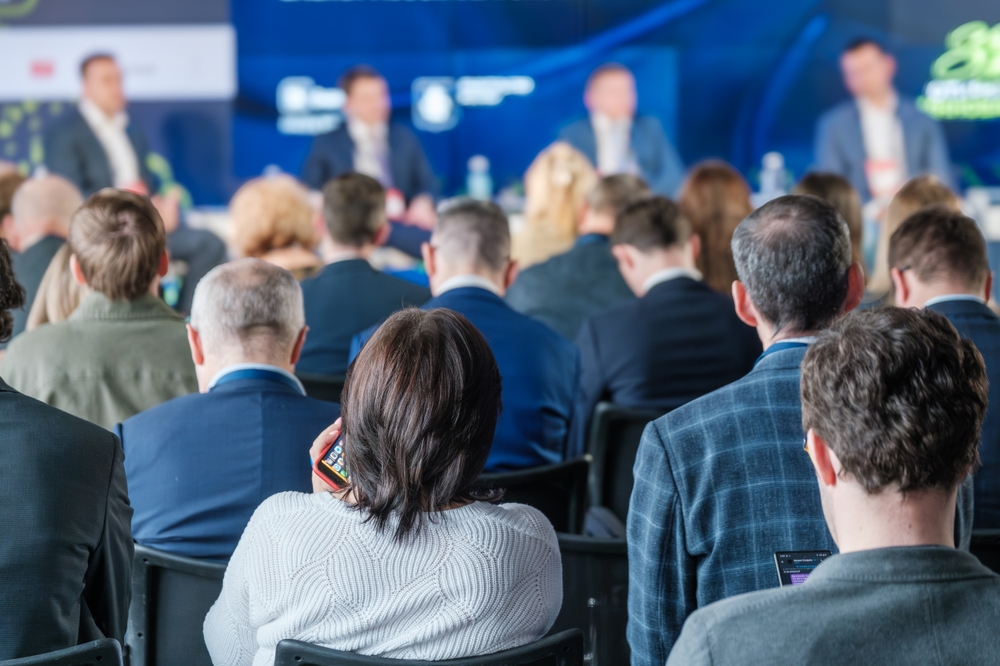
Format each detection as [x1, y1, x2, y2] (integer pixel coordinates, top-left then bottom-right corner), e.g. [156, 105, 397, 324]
[918, 21, 1000, 120]
[0, 0, 40, 25]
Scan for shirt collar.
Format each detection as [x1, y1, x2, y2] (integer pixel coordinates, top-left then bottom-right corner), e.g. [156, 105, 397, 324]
[642, 267, 702, 293]
[856, 90, 899, 116]
[207, 363, 306, 395]
[923, 294, 985, 308]
[347, 118, 388, 143]
[436, 274, 503, 297]
[591, 112, 632, 132]
[79, 97, 129, 131]
[324, 250, 366, 265]
[575, 233, 609, 247]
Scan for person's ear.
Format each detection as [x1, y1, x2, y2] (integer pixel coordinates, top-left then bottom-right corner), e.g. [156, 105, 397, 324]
[157, 250, 169, 278]
[186, 323, 205, 367]
[984, 273, 994, 304]
[688, 233, 702, 262]
[69, 253, 88, 287]
[611, 244, 633, 272]
[374, 221, 391, 248]
[290, 326, 308, 366]
[890, 267, 910, 307]
[421, 242, 435, 279]
[1, 214, 15, 248]
[842, 262, 865, 314]
[807, 429, 839, 488]
[312, 211, 328, 243]
[732, 280, 759, 328]
[503, 260, 519, 291]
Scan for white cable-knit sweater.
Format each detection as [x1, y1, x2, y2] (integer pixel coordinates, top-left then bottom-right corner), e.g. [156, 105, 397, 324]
[203, 492, 562, 666]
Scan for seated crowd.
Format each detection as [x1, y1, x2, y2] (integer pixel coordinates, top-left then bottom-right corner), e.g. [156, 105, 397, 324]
[1, 154, 1000, 664]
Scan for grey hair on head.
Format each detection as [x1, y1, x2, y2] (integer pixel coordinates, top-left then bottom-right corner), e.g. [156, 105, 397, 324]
[433, 198, 511, 273]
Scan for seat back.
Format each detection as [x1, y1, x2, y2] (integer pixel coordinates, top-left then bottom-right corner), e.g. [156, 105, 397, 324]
[273, 630, 583, 665]
[549, 534, 628, 666]
[474, 457, 591, 534]
[297, 373, 346, 403]
[126, 544, 227, 666]
[972, 529, 1000, 574]
[586, 403, 663, 523]
[0, 639, 123, 666]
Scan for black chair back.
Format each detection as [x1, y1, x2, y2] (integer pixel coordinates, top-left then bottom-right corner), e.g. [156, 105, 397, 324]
[273, 630, 583, 665]
[474, 457, 591, 534]
[126, 544, 227, 666]
[297, 373, 346, 403]
[972, 529, 1000, 573]
[0, 639, 122, 666]
[586, 403, 663, 523]
[549, 534, 628, 666]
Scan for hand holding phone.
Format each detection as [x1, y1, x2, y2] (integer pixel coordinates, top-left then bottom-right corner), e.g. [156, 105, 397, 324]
[311, 419, 347, 493]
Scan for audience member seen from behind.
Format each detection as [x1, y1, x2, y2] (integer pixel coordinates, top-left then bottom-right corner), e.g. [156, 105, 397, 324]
[626, 195, 870, 665]
[297, 173, 430, 377]
[890, 206, 1000, 529]
[668, 307, 1000, 666]
[0, 189, 197, 429]
[229, 175, 322, 281]
[513, 141, 597, 269]
[26, 243, 86, 331]
[793, 172, 864, 271]
[351, 200, 579, 471]
[1, 175, 83, 341]
[0, 170, 26, 241]
[117, 259, 340, 559]
[0, 237, 133, 660]
[677, 161, 754, 295]
[204, 308, 562, 664]
[570, 196, 761, 458]
[559, 63, 686, 196]
[506, 174, 648, 339]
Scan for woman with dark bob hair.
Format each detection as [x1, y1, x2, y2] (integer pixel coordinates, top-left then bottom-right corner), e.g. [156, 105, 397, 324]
[204, 308, 562, 664]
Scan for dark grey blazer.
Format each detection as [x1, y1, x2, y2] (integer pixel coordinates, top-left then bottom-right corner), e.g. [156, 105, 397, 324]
[0, 378, 133, 659]
[7, 235, 64, 344]
[667, 547, 1000, 666]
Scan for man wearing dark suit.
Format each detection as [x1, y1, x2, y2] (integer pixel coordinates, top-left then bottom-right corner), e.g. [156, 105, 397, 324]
[570, 196, 760, 457]
[352, 200, 579, 471]
[298, 173, 430, 376]
[302, 65, 438, 229]
[506, 174, 646, 340]
[814, 39, 952, 204]
[668, 307, 1000, 666]
[117, 259, 339, 560]
[559, 64, 685, 197]
[890, 205, 1000, 528]
[0, 237, 133, 660]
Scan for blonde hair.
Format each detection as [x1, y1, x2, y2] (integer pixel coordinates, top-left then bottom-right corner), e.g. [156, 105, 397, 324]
[868, 175, 961, 295]
[514, 142, 597, 267]
[793, 173, 864, 272]
[678, 161, 753, 294]
[26, 243, 87, 331]
[229, 176, 318, 258]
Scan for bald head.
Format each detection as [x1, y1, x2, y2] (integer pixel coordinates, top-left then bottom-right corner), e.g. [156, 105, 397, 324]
[9, 176, 83, 252]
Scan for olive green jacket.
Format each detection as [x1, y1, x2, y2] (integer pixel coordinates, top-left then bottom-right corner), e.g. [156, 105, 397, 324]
[0, 292, 197, 430]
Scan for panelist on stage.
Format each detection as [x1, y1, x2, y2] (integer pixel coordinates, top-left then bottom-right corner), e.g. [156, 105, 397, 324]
[814, 39, 953, 205]
[559, 63, 685, 197]
[302, 65, 438, 228]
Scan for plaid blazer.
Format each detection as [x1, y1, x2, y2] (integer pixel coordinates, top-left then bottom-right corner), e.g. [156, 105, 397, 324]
[626, 345, 974, 665]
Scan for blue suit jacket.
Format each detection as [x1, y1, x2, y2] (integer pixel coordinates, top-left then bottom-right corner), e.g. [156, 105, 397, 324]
[351, 287, 580, 471]
[929, 298, 1000, 528]
[301, 123, 437, 201]
[298, 259, 431, 376]
[44, 107, 155, 197]
[570, 277, 760, 457]
[814, 98, 953, 202]
[116, 375, 339, 560]
[559, 115, 685, 196]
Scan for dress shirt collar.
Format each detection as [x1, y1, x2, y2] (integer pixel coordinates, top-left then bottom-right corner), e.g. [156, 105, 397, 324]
[347, 118, 388, 144]
[79, 97, 129, 131]
[591, 112, 632, 134]
[436, 274, 503, 297]
[642, 266, 702, 294]
[923, 294, 985, 308]
[207, 363, 306, 395]
[856, 90, 899, 117]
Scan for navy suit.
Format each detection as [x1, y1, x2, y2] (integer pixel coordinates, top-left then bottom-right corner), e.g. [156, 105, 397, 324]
[559, 116, 685, 196]
[301, 123, 437, 201]
[7, 235, 64, 346]
[814, 98, 952, 202]
[351, 287, 580, 471]
[298, 259, 431, 376]
[506, 234, 635, 340]
[928, 298, 1000, 528]
[116, 372, 339, 560]
[571, 277, 760, 457]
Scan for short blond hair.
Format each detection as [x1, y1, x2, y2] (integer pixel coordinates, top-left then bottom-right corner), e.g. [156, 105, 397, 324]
[69, 189, 165, 301]
[229, 176, 318, 258]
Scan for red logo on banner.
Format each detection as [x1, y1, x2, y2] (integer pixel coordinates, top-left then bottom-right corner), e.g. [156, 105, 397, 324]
[30, 60, 55, 78]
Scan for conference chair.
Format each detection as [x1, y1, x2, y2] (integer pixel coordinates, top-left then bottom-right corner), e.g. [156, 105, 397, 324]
[126, 544, 227, 666]
[273, 630, 584, 666]
[548, 534, 628, 666]
[0, 639, 123, 666]
[474, 456, 591, 534]
[297, 372, 347, 403]
[972, 529, 1000, 574]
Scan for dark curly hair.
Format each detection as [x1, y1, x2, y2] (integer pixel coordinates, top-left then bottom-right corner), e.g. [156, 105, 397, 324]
[0, 238, 25, 342]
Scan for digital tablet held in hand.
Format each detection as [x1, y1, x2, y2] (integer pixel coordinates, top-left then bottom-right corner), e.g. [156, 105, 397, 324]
[774, 550, 832, 586]
[314, 436, 350, 490]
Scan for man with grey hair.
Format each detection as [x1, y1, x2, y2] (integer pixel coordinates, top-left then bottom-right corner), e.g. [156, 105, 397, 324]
[1, 174, 83, 341]
[351, 199, 579, 471]
[115, 258, 339, 559]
